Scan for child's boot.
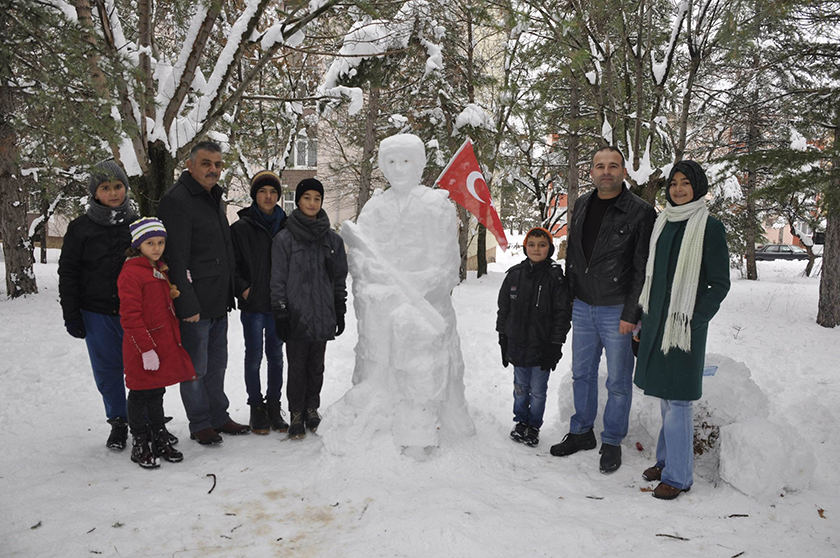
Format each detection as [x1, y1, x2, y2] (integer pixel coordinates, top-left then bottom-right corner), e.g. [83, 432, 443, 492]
[153, 428, 183, 463]
[106, 418, 128, 450]
[131, 433, 160, 469]
[524, 426, 540, 447]
[510, 422, 528, 443]
[266, 399, 290, 433]
[249, 402, 271, 435]
[288, 412, 306, 440]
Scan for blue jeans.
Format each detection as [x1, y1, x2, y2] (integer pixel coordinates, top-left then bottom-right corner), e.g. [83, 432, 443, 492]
[179, 317, 231, 433]
[240, 312, 284, 405]
[656, 399, 694, 490]
[513, 366, 550, 428]
[569, 299, 634, 445]
[81, 310, 127, 420]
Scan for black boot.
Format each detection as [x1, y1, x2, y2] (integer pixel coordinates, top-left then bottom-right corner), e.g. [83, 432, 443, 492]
[265, 400, 289, 433]
[106, 418, 128, 450]
[305, 408, 321, 433]
[153, 428, 184, 463]
[288, 412, 306, 440]
[510, 422, 528, 443]
[250, 403, 271, 435]
[131, 433, 160, 469]
[523, 426, 540, 447]
[549, 430, 597, 457]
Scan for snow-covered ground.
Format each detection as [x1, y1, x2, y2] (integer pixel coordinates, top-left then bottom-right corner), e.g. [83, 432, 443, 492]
[1, 247, 838, 557]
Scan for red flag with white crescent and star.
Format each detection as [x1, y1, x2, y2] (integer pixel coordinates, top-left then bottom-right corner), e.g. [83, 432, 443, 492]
[435, 138, 509, 251]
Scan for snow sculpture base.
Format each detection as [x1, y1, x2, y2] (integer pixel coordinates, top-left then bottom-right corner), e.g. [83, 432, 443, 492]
[555, 353, 815, 497]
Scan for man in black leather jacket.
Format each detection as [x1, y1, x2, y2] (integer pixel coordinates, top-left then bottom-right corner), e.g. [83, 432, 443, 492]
[549, 146, 656, 474]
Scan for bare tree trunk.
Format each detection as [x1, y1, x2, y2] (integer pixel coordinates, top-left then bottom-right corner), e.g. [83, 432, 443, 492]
[356, 84, 380, 219]
[458, 206, 469, 282]
[567, 72, 581, 224]
[817, 124, 840, 327]
[40, 198, 48, 264]
[136, 140, 176, 216]
[0, 81, 38, 297]
[744, 100, 759, 281]
[477, 224, 487, 277]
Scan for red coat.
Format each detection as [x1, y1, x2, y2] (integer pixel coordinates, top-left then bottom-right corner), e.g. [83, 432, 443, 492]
[118, 257, 196, 390]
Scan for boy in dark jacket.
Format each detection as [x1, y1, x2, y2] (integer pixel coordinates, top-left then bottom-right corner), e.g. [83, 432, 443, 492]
[496, 227, 572, 447]
[270, 178, 348, 440]
[231, 170, 289, 435]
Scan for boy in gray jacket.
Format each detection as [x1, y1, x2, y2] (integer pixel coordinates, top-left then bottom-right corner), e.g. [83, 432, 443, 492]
[270, 178, 348, 440]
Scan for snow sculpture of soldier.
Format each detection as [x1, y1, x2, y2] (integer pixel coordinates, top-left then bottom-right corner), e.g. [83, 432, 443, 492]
[323, 134, 474, 459]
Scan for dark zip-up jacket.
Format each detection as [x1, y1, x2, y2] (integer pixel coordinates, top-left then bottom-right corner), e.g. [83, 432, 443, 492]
[157, 170, 236, 320]
[231, 205, 287, 314]
[58, 215, 131, 321]
[496, 258, 572, 367]
[566, 186, 656, 324]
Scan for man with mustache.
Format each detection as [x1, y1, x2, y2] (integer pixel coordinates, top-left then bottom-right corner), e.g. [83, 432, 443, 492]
[158, 141, 250, 445]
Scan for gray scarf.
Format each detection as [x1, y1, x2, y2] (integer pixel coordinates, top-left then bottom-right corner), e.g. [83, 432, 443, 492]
[86, 198, 135, 227]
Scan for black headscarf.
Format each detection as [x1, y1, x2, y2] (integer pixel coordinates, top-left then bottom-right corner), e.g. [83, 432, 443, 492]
[666, 160, 708, 205]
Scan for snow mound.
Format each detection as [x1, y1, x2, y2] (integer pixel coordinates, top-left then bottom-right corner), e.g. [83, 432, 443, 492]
[719, 417, 816, 500]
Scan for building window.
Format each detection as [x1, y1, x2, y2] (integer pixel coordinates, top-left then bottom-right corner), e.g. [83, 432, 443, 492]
[283, 189, 295, 214]
[291, 134, 318, 168]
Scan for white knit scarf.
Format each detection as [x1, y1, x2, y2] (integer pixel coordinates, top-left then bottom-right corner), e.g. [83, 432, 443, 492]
[638, 198, 709, 354]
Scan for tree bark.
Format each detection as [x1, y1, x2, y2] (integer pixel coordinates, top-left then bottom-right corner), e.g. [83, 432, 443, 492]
[477, 224, 487, 277]
[136, 140, 176, 216]
[743, 95, 760, 281]
[356, 84, 380, 219]
[817, 124, 840, 327]
[458, 206, 469, 282]
[0, 81, 38, 298]
[567, 72, 581, 224]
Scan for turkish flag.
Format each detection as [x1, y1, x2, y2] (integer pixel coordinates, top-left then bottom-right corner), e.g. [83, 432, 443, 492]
[435, 139, 509, 251]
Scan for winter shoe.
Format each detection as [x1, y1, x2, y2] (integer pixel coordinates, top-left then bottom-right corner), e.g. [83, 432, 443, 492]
[549, 430, 597, 457]
[163, 426, 178, 446]
[130, 434, 160, 469]
[249, 403, 271, 435]
[266, 399, 290, 433]
[599, 443, 622, 474]
[106, 418, 128, 450]
[190, 428, 223, 445]
[305, 408, 321, 433]
[288, 412, 306, 440]
[653, 482, 690, 500]
[510, 422, 528, 443]
[153, 428, 183, 463]
[216, 419, 251, 435]
[523, 426, 540, 447]
[643, 465, 663, 482]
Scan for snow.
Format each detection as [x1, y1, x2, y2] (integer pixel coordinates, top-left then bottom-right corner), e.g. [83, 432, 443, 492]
[626, 135, 655, 185]
[651, 0, 689, 85]
[2, 250, 839, 556]
[45, 0, 78, 22]
[454, 103, 496, 133]
[601, 114, 613, 144]
[790, 128, 808, 151]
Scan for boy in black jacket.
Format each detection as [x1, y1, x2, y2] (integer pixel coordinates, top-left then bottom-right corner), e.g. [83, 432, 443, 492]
[496, 227, 572, 447]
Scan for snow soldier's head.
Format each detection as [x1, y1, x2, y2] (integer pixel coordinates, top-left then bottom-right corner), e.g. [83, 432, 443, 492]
[378, 134, 426, 193]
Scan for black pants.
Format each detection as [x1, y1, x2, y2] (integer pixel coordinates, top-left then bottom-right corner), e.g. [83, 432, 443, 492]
[127, 387, 166, 436]
[285, 340, 327, 414]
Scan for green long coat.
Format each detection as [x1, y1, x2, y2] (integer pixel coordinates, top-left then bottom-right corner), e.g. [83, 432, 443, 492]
[633, 216, 730, 401]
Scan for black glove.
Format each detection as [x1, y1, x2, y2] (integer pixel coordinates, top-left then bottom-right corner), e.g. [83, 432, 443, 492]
[334, 298, 346, 336]
[540, 344, 563, 371]
[272, 303, 290, 341]
[499, 334, 509, 368]
[65, 319, 86, 339]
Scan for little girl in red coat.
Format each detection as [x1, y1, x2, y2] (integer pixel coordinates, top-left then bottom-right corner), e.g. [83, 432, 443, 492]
[118, 218, 197, 469]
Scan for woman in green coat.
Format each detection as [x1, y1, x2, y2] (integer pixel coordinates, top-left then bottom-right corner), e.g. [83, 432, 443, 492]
[633, 160, 730, 500]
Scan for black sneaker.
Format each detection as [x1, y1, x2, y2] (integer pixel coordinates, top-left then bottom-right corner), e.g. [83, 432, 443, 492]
[510, 422, 528, 443]
[305, 408, 321, 433]
[599, 443, 622, 474]
[131, 434, 160, 469]
[549, 430, 597, 457]
[523, 426, 540, 447]
[152, 428, 184, 463]
[289, 412, 306, 440]
[106, 418, 128, 450]
[266, 399, 290, 433]
[249, 403, 271, 435]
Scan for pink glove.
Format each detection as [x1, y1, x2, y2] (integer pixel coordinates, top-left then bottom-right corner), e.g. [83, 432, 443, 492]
[142, 350, 160, 371]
